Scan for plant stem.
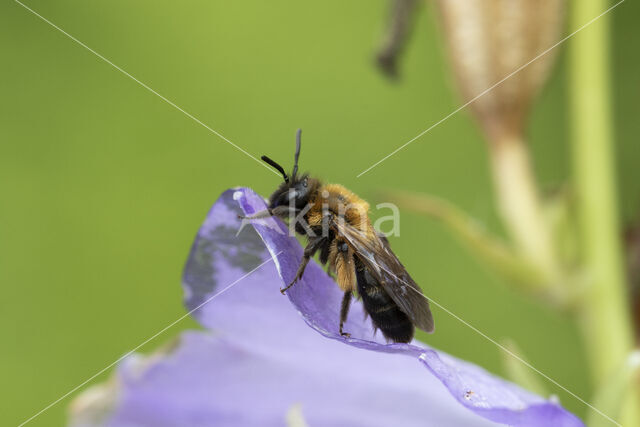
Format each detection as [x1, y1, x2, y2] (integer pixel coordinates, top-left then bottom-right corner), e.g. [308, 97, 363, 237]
[568, 0, 636, 424]
[489, 134, 561, 290]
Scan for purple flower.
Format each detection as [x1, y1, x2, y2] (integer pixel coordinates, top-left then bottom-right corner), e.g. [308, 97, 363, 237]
[71, 188, 584, 427]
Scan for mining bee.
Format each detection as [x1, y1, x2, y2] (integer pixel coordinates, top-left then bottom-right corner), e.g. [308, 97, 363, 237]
[242, 130, 434, 343]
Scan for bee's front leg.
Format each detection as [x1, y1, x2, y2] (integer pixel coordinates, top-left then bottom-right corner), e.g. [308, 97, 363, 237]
[238, 205, 297, 220]
[281, 236, 326, 294]
[237, 209, 271, 220]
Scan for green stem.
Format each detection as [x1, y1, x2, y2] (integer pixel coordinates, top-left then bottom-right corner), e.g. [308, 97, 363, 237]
[489, 134, 562, 289]
[384, 190, 568, 303]
[568, 0, 636, 424]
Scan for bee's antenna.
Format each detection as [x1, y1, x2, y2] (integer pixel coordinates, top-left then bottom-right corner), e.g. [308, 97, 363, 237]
[261, 155, 289, 183]
[292, 128, 302, 179]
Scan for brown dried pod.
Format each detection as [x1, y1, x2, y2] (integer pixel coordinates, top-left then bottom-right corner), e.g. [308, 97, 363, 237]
[436, 0, 565, 142]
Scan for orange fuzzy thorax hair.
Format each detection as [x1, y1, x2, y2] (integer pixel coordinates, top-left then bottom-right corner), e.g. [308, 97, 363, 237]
[321, 184, 369, 225]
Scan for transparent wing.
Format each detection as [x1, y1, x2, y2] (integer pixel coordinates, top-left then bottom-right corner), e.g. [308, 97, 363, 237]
[331, 218, 435, 333]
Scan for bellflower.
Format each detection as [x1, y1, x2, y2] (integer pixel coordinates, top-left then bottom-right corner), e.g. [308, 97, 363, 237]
[70, 188, 584, 427]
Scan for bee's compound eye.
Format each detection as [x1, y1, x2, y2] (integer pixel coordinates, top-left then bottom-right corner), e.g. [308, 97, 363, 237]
[339, 242, 349, 253]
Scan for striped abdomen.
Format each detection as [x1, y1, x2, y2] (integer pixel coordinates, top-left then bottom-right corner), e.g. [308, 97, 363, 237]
[355, 260, 414, 343]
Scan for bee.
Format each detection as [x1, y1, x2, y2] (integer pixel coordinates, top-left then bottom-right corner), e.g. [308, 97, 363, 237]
[243, 129, 434, 343]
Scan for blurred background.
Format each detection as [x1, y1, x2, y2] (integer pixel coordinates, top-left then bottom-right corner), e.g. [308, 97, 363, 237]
[1, 0, 639, 425]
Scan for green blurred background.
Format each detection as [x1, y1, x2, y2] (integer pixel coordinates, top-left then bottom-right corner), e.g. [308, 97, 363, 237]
[1, 1, 638, 425]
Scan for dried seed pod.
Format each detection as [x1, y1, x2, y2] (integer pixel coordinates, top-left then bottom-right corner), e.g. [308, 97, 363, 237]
[436, 0, 565, 142]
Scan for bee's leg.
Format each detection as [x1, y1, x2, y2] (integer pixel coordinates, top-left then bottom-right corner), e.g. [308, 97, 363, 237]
[339, 290, 352, 338]
[281, 236, 325, 294]
[238, 209, 273, 220]
[238, 206, 296, 220]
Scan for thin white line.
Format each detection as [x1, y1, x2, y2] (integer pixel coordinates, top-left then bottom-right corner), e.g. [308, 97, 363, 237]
[356, 0, 626, 178]
[14, 0, 279, 177]
[372, 259, 620, 426]
[17, 253, 280, 427]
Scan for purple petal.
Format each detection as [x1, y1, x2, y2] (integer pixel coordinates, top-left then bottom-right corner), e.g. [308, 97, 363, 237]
[101, 330, 500, 427]
[182, 187, 584, 427]
[73, 188, 584, 427]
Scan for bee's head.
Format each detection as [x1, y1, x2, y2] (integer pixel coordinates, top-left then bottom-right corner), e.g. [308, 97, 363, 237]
[262, 129, 319, 210]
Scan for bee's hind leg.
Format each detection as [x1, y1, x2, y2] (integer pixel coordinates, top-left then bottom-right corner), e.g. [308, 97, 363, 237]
[339, 291, 352, 338]
[281, 236, 325, 294]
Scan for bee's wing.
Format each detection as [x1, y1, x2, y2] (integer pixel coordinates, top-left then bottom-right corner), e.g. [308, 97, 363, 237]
[332, 219, 435, 333]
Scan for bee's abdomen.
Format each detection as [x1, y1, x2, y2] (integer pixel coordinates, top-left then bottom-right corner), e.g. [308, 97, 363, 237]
[356, 264, 414, 343]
